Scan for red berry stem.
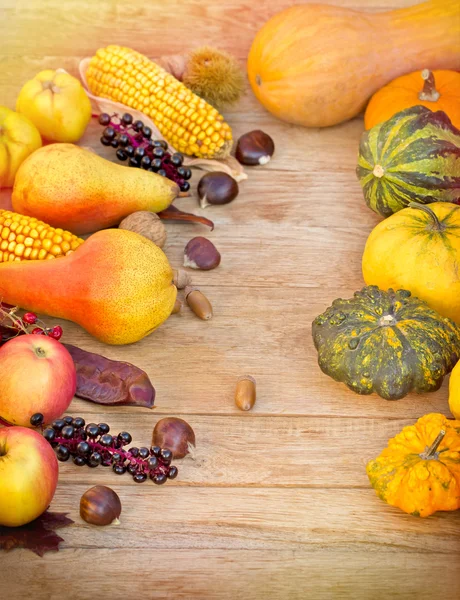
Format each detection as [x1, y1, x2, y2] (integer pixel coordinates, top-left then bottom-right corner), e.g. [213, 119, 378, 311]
[107, 115, 146, 150]
[0, 303, 63, 346]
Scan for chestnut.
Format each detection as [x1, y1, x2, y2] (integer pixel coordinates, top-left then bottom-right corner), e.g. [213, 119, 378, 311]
[235, 130, 274, 166]
[197, 172, 239, 209]
[152, 417, 196, 459]
[184, 237, 221, 271]
[80, 485, 121, 526]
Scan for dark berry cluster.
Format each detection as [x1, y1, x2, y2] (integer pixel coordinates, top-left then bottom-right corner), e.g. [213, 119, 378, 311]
[98, 112, 192, 192]
[0, 303, 63, 347]
[30, 413, 178, 484]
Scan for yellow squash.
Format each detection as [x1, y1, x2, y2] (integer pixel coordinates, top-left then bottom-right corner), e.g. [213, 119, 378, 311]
[367, 413, 460, 517]
[448, 362, 460, 419]
[362, 203, 460, 323]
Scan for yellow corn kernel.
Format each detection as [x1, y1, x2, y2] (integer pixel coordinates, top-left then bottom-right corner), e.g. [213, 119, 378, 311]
[0, 210, 84, 262]
[86, 45, 232, 159]
[14, 244, 25, 257]
[42, 238, 52, 251]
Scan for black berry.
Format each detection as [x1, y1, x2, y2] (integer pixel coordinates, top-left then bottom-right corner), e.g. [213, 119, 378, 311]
[98, 113, 111, 126]
[30, 413, 44, 427]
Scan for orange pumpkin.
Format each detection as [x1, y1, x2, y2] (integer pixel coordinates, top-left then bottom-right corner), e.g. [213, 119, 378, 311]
[365, 70, 460, 130]
[247, 0, 460, 128]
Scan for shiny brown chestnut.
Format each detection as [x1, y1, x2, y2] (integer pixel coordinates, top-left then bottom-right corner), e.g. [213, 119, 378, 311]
[235, 130, 275, 165]
[197, 172, 239, 208]
[80, 485, 122, 526]
[152, 417, 196, 459]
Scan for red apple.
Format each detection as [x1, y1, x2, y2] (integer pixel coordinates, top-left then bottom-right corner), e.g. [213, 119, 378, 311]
[0, 335, 76, 427]
[0, 426, 58, 526]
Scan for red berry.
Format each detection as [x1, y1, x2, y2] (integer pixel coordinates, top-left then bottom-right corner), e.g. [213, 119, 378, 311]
[31, 327, 45, 335]
[51, 325, 63, 340]
[23, 312, 38, 325]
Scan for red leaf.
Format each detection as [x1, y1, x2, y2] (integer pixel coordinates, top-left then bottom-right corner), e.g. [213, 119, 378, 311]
[0, 511, 74, 557]
[158, 205, 214, 230]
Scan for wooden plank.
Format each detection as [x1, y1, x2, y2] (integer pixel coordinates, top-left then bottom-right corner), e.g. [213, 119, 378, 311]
[36, 485, 460, 553]
[52, 414, 418, 487]
[1, 0, 417, 59]
[17, 283, 449, 418]
[0, 196, 378, 290]
[1, 548, 459, 600]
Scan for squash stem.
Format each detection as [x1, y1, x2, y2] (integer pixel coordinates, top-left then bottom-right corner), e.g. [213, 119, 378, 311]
[419, 70, 440, 102]
[408, 202, 444, 231]
[420, 429, 446, 460]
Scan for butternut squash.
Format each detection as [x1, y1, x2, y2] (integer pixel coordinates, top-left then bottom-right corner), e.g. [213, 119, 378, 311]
[247, 0, 460, 128]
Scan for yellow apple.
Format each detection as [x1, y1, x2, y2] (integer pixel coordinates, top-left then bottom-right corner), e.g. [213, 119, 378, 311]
[0, 106, 42, 188]
[0, 426, 58, 526]
[16, 69, 92, 143]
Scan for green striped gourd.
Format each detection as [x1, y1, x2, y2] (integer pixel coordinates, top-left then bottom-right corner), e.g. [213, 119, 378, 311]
[356, 106, 460, 217]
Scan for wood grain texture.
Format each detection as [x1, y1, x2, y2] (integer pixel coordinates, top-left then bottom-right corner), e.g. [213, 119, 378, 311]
[1, 549, 459, 600]
[1, 0, 459, 598]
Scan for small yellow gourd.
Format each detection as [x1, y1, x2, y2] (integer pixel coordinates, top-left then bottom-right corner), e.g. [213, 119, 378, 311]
[367, 413, 460, 517]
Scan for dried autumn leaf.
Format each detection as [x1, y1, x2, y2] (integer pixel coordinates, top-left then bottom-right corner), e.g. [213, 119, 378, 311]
[0, 511, 74, 557]
[158, 205, 214, 230]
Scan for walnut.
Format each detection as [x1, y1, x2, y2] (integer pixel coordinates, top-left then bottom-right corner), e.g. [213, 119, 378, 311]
[118, 212, 167, 248]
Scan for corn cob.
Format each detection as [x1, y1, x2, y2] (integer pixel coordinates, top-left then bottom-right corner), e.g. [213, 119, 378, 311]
[86, 45, 233, 159]
[0, 210, 84, 262]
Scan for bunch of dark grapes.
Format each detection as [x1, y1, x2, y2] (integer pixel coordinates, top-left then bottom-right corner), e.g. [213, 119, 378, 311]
[98, 112, 192, 193]
[30, 413, 178, 485]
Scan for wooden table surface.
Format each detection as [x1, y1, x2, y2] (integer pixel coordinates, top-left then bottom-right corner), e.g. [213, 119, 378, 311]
[1, 0, 459, 598]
